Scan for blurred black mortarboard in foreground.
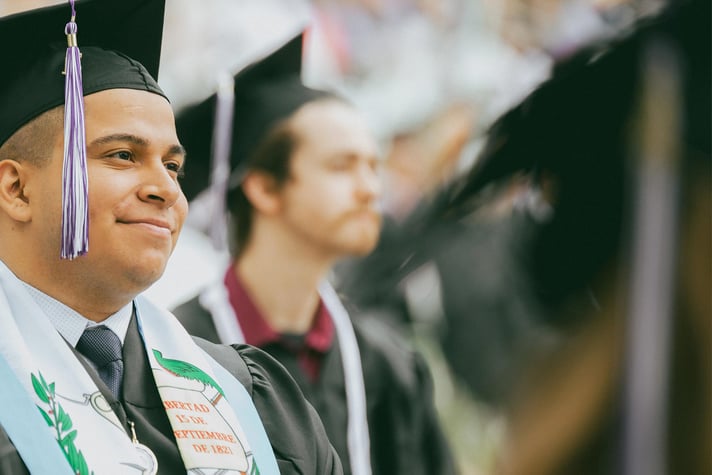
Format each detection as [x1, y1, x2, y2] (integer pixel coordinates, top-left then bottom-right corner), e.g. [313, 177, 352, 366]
[428, 0, 709, 313]
[0, 0, 166, 259]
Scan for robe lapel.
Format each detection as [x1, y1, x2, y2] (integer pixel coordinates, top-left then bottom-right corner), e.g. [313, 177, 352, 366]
[121, 311, 186, 473]
[313, 338, 351, 471]
[174, 296, 221, 342]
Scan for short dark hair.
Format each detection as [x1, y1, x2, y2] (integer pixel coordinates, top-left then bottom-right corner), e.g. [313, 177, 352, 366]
[0, 106, 62, 168]
[227, 118, 297, 254]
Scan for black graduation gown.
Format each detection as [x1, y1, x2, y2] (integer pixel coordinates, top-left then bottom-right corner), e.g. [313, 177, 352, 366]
[0, 314, 342, 475]
[174, 296, 458, 475]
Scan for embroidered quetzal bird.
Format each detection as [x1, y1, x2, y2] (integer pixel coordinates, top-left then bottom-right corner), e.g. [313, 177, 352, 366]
[152, 349, 225, 404]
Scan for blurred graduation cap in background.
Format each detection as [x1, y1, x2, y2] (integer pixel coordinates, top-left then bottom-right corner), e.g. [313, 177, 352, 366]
[176, 31, 332, 203]
[0, 0, 166, 258]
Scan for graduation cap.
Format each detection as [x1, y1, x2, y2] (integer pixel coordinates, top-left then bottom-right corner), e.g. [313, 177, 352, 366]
[421, 0, 709, 322]
[176, 31, 333, 204]
[445, 0, 707, 213]
[0, 0, 166, 259]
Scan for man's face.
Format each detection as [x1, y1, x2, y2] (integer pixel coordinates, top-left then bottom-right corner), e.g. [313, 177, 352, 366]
[30, 88, 188, 297]
[276, 100, 382, 258]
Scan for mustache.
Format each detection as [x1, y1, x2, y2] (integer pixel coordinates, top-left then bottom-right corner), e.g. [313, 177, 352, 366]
[344, 206, 381, 219]
[337, 209, 382, 230]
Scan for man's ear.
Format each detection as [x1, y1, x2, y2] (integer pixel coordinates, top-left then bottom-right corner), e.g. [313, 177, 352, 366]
[242, 171, 282, 215]
[0, 160, 32, 222]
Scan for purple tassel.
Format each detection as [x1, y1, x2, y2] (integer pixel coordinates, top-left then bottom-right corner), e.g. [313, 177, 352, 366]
[60, 1, 89, 260]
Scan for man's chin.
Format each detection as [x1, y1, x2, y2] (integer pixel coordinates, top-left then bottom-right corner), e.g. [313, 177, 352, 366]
[125, 263, 169, 294]
[345, 238, 379, 257]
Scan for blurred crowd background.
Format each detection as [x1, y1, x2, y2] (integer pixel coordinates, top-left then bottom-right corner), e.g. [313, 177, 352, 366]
[2, 1, 707, 474]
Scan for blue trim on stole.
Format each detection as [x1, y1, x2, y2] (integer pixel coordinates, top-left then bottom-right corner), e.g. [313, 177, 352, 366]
[0, 354, 74, 475]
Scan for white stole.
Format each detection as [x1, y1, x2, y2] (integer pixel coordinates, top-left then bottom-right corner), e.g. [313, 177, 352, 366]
[200, 275, 372, 475]
[0, 260, 278, 474]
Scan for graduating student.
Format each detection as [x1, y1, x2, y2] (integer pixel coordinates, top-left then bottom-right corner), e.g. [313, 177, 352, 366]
[172, 32, 457, 475]
[0, 1, 343, 474]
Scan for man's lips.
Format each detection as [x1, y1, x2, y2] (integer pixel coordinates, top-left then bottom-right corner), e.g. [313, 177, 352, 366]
[347, 209, 381, 221]
[118, 218, 174, 236]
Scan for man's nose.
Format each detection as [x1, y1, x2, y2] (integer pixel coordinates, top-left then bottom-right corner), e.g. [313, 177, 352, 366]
[355, 162, 381, 202]
[138, 161, 181, 207]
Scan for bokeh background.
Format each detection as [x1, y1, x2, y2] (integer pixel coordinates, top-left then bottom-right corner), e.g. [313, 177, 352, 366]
[2, 1, 697, 473]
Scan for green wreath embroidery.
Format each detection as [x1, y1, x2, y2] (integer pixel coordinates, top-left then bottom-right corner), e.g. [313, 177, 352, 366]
[31, 372, 94, 475]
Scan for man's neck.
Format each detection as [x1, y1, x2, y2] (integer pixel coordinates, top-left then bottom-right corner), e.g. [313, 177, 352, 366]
[235, 235, 334, 335]
[0, 254, 131, 322]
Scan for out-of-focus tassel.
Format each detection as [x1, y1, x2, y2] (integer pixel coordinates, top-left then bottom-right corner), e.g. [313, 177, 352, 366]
[61, 0, 88, 259]
[208, 72, 235, 252]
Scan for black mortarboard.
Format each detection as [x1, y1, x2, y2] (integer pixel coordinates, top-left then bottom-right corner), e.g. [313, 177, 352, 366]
[420, 0, 708, 321]
[176, 31, 332, 203]
[0, 0, 166, 259]
[0, 0, 165, 147]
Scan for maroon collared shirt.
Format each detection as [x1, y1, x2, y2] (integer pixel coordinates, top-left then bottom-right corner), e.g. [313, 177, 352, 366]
[224, 266, 335, 382]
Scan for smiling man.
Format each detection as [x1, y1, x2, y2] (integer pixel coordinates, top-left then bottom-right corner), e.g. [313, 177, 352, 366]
[173, 33, 457, 475]
[0, 1, 342, 474]
[10, 90, 188, 318]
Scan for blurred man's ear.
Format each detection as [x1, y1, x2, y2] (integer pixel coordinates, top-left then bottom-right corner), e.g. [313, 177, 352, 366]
[242, 171, 282, 216]
[0, 160, 32, 222]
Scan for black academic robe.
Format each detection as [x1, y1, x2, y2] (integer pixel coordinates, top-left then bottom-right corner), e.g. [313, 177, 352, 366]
[174, 296, 458, 475]
[0, 314, 342, 475]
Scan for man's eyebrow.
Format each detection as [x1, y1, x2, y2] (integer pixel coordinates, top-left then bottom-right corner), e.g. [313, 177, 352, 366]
[168, 144, 187, 157]
[89, 133, 148, 148]
[88, 134, 186, 157]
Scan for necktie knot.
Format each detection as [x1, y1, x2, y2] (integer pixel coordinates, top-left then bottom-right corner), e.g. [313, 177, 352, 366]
[77, 325, 124, 398]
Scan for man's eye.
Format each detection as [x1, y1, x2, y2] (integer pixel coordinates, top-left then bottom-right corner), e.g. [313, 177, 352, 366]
[166, 161, 185, 177]
[368, 158, 381, 173]
[110, 150, 133, 161]
[328, 159, 352, 171]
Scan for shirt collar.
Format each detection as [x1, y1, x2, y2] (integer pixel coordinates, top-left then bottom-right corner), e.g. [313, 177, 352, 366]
[20, 282, 132, 346]
[223, 266, 334, 352]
